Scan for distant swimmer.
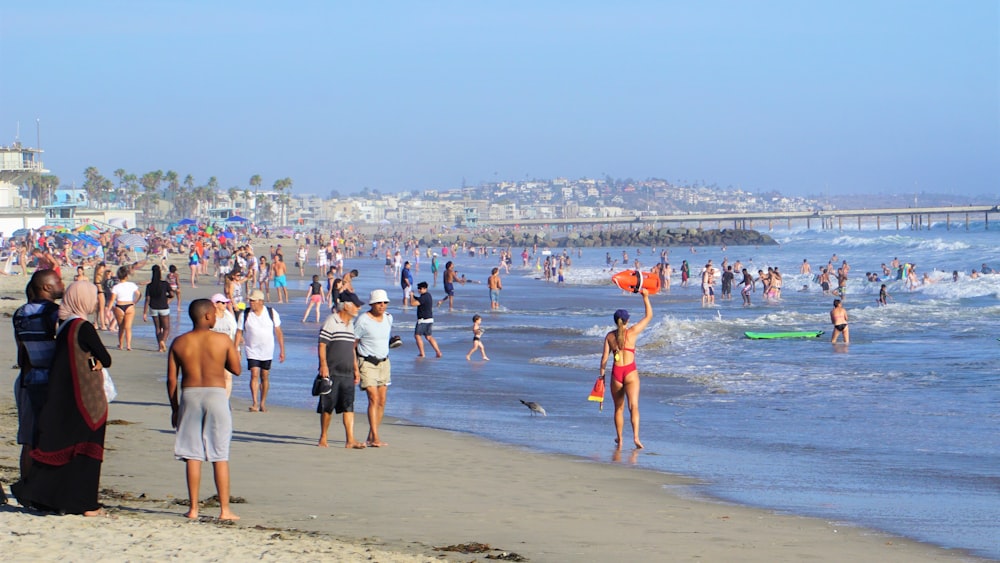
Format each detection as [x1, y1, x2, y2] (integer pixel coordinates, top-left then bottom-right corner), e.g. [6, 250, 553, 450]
[830, 299, 849, 344]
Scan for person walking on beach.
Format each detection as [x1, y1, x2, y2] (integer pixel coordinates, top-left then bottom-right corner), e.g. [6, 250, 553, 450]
[302, 274, 324, 322]
[410, 281, 442, 358]
[167, 264, 182, 313]
[598, 289, 653, 450]
[354, 289, 393, 447]
[400, 261, 413, 309]
[317, 291, 366, 449]
[142, 265, 174, 353]
[167, 299, 242, 521]
[488, 267, 502, 310]
[109, 266, 140, 351]
[465, 314, 489, 361]
[830, 299, 849, 344]
[12, 270, 63, 482]
[436, 261, 464, 312]
[272, 255, 289, 304]
[235, 289, 285, 412]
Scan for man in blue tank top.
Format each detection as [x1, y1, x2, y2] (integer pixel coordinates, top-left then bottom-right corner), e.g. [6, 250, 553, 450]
[12, 269, 64, 482]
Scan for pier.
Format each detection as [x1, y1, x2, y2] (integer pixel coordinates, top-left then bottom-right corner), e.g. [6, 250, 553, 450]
[485, 205, 998, 231]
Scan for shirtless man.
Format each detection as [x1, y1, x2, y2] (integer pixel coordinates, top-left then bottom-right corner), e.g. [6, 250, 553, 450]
[800, 259, 811, 275]
[272, 255, 289, 303]
[836, 262, 849, 299]
[436, 261, 465, 312]
[167, 299, 242, 520]
[700, 263, 715, 306]
[487, 267, 502, 310]
[830, 299, 849, 344]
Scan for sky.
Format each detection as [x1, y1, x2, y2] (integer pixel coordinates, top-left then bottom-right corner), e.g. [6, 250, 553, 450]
[1, 1, 997, 198]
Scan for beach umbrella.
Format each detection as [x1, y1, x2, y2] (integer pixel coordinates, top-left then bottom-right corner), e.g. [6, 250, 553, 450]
[11, 228, 30, 237]
[178, 218, 198, 226]
[116, 233, 148, 248]
[588, 377, 605, 411]
[219, 231, 235, 240]
[226, 215, 248, 223]
[74, 224, 98, 232]
[77, 234, 101, 246]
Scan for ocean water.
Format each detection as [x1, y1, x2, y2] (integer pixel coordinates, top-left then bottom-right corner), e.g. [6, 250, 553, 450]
[164, 224, 999, 559]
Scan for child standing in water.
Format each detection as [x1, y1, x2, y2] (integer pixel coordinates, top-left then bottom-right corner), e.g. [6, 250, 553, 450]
[878, 284, 891, 306]
[465, 314, 489, 361]
[302, 274, 324, 322]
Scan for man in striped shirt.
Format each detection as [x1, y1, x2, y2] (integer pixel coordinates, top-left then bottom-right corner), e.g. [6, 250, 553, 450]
[316, 291, 366, 449]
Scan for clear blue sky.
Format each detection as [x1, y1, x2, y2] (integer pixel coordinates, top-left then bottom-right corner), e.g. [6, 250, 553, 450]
[2, 1, 997, 197]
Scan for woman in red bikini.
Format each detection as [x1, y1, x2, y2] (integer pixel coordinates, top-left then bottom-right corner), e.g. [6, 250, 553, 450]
[599, 288, 653, 450]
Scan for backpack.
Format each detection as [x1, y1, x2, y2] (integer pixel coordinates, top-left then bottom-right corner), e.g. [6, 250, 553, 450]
[240, 306, 275, 326]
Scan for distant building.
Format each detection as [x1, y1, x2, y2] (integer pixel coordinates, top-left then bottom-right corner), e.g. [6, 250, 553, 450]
[0, 142, 46, 207]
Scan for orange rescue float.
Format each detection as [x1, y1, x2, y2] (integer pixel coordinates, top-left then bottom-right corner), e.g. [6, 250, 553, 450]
[611, 269, 661, 295]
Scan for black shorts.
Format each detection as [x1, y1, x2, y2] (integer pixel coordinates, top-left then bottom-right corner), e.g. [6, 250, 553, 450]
[247, 358, 273, 371]
[316, 376, 355, 414]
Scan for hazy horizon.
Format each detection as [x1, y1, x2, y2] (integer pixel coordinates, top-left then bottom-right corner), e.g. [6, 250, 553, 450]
[2, 1, 997, 198]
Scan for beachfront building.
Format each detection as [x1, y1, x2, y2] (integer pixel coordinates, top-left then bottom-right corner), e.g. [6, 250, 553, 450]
[0, 141, 46, 208]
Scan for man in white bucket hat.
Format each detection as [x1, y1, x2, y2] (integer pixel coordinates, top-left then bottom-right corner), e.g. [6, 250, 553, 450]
[353, 289, 393, 447]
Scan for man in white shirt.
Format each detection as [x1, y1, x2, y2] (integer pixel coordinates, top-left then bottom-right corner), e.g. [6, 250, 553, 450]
[354, 289, 393, 447]
[235, 289, 285, 412]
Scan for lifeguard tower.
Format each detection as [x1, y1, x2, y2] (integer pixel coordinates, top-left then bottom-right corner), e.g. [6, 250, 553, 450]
[0, 141, 46, 207]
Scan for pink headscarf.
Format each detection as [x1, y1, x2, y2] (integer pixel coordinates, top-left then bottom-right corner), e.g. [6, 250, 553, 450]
[60, 280, 99, 321]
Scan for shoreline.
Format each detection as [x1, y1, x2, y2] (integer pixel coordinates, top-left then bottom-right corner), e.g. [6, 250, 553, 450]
[0, 243, 989, 561]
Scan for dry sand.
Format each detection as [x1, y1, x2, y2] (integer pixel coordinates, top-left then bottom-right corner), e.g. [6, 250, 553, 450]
[0, 247, 985, 562]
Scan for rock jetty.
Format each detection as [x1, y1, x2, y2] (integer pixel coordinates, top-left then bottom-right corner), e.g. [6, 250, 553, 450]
[419, 228, 777, 248]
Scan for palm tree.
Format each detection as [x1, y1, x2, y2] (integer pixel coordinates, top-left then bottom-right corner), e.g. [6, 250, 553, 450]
[164, 170, 179, 203]
[82, 166, 105, 208]
[228, 187, 239, 209]
[254, 193, 273, 224]
[249, 174, 262, 223]
[39, 175, 60, 206]
[113, 168, 127, 209]
[139, 170, 164, 222]
[124, 173, 139, 209]
[273, 177, 293, 226]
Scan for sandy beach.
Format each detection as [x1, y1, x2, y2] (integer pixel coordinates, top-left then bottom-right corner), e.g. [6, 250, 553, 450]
[0, 245, 985, 562]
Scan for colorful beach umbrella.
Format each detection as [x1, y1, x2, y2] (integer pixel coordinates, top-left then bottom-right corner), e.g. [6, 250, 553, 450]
[116, 233, 148, 248]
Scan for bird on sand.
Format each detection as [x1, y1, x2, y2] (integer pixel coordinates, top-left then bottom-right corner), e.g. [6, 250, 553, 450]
[520, 399, 546, 416]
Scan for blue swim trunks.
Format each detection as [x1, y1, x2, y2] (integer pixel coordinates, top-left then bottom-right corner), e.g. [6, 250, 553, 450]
[274, 275, 287, 288]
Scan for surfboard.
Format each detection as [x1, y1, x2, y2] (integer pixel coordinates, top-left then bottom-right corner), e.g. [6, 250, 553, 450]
[744, 331, 824, 339]
[612, 269, 661, 295]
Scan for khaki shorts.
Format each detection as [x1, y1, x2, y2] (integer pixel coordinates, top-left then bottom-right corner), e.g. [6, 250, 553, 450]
[359, 358, 391, 389]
